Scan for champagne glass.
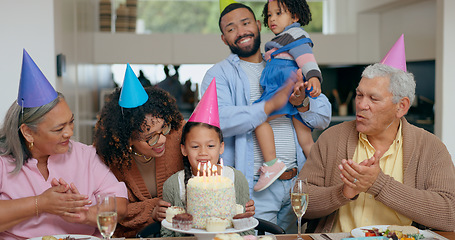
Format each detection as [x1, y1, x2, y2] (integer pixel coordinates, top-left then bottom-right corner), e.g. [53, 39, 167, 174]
[96, 194, 117, 240]
[291, 178, 309, 240]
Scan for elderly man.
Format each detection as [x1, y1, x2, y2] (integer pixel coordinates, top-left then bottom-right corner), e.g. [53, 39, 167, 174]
[300, 37, 455, 233]
[201, 3, 331, 233]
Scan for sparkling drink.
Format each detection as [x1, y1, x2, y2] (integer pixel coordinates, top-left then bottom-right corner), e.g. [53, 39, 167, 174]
[96, 194, 117, 240]
[97, 211, 117, 238]
[291, 178, 308, 240]
[291, 193, 308, 218]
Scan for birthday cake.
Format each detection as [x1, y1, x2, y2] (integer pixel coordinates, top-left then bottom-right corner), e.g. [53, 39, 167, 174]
[186, 175, 236, 229]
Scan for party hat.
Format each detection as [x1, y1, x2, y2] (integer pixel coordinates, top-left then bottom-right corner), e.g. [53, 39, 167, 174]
[188, 78, 220, 128]
[220, 0, 238, 13]
[119, 63, 148, 108]
[17, 49, 58, 108]
[380, 34, 406, 72]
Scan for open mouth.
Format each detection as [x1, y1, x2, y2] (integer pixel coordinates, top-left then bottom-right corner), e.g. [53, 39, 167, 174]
[235, 34, 254, 45]
[153, 143, 165, 153]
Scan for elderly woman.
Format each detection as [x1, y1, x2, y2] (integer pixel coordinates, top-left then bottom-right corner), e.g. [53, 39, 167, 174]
[0, 50, 128, 239]
[93, 66, 185, 237]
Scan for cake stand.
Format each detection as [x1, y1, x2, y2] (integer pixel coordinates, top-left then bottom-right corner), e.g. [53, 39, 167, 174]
[162, 218, 258, 240]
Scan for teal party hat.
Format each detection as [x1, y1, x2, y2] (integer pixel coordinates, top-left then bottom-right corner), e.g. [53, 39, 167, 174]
[119, 63, 148, 108]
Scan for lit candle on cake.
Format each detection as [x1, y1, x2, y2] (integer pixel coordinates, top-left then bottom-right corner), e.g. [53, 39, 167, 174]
[197, 162, 201, 177]
[212, 165, 219, 182]
[212, 165, 217, 176]
[203, 163, 207, 177]
[208, 162, 212, 176]
[220, 158, 224, 176]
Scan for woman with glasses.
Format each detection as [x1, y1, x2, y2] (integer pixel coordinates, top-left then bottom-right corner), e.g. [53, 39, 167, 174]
[94, 86, 184, 237]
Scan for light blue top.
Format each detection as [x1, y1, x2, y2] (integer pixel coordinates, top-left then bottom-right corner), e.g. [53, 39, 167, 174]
[201, 53, 332, 193]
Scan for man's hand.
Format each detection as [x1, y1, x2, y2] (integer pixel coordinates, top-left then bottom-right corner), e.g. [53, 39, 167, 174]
[151, 199, 171, 222]
[264, 74, 296, 115]
[339, 151, 381, 199]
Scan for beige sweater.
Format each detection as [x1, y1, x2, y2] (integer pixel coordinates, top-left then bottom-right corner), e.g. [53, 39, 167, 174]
[111, 127, 184, 237]
[300, 118, 455, 232]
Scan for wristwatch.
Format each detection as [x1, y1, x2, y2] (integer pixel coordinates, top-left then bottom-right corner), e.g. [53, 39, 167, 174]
[294, 96, 310, 108]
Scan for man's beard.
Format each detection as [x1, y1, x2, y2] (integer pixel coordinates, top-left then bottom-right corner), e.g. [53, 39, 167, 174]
[228, 33, 261, 58]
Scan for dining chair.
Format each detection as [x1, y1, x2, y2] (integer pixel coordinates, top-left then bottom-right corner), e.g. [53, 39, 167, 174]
[135, 217, 285, 237]
[136, 221, 162, 238]
[255, 217, 285, 235]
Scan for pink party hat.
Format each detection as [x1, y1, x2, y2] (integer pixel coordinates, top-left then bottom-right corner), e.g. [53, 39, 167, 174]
[17, 49, 58, 108]
[119, 63, 149, 108]
[188, 78, 220, 128]
[380, 34, 406, 71]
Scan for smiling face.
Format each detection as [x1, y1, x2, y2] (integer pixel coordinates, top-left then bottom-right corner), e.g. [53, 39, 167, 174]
[130, 114, 168, 159]
[220, 7, 262, 61]
[22, 99, 74, 161]
[355, 76, 400, 137]
[267, 1, 298, 34]
[181, 125, 224, 176]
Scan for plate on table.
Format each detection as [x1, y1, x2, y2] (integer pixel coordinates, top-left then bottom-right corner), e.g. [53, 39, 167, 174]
[351, 225, 436, 238]
[162, 218, 258, 240]
[27, 235, 100, 240]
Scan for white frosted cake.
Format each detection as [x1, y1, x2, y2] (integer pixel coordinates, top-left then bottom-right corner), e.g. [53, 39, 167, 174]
[186, 176, 236, 229]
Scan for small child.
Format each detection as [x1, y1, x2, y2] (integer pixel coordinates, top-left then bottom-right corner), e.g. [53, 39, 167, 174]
[253, 0, 322, 192]
[161, 80, 253, 237]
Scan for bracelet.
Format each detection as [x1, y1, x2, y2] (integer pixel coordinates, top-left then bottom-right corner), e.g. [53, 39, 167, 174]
[35, 196, 39, 217]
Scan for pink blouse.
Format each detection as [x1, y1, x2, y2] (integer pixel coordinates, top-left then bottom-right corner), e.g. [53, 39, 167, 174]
[0, 140, 128, 239]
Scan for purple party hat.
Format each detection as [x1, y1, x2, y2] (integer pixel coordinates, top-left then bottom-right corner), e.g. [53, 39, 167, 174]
[17, 49, 58, 108]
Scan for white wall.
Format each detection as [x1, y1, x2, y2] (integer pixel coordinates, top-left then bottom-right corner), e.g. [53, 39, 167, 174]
[0, 0, 56, 122]
[435, 0, 455, 160]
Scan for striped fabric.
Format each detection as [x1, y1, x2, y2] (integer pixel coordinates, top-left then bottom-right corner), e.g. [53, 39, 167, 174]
[264, 23, 322, 82]
[239, 60, 297, 175]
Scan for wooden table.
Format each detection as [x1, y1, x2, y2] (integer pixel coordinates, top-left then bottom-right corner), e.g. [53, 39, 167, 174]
[126, 230, 455, 239]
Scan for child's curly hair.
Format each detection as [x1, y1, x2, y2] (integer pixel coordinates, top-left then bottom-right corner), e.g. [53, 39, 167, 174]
[93, 86, 183, 169]
[262, 0, 312, 29]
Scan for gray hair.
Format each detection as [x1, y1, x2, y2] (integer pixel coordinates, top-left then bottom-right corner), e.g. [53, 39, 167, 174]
[362, 63, 416, 104]
[0, 93, 65, 174]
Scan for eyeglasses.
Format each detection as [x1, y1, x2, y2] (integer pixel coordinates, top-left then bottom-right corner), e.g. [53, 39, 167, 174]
[144, 124, 171, 147]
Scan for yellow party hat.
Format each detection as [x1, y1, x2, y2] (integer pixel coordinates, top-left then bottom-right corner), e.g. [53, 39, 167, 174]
[220, 0, 239, 13]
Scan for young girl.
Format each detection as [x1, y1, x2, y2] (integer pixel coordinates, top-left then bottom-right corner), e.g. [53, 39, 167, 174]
[253, 0, 323, 192]
[161, 121, 253, 236]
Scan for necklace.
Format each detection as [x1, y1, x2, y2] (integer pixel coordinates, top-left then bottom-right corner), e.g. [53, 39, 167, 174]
[132, 150, 154, 163]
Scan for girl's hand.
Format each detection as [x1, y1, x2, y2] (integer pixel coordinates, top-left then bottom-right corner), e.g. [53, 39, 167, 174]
[306, 77, 321, 98]
[244, 199, 255, 216]
[152, 199, 171, 222]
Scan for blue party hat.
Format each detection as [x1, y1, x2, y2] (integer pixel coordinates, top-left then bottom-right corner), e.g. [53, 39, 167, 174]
[17, 49, 58, 108]
[119, 63, 148, 108]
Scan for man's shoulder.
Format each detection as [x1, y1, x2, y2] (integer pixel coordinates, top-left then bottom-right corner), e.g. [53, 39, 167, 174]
[317, 120, 356, 142]
[403, 119, 443, 144]
[203, 54, 241, 87]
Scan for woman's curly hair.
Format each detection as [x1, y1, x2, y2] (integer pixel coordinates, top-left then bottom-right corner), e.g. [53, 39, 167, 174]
[93, 86, 183, 169]
[262, 0, 312, 29]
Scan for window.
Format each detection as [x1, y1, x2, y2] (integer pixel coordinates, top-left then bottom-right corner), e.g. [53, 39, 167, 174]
[109, 0, 323, 34]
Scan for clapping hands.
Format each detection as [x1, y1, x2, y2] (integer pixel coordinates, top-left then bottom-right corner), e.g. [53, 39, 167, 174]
[339, 151, 382, 199]
[39, 178, 93, 224]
